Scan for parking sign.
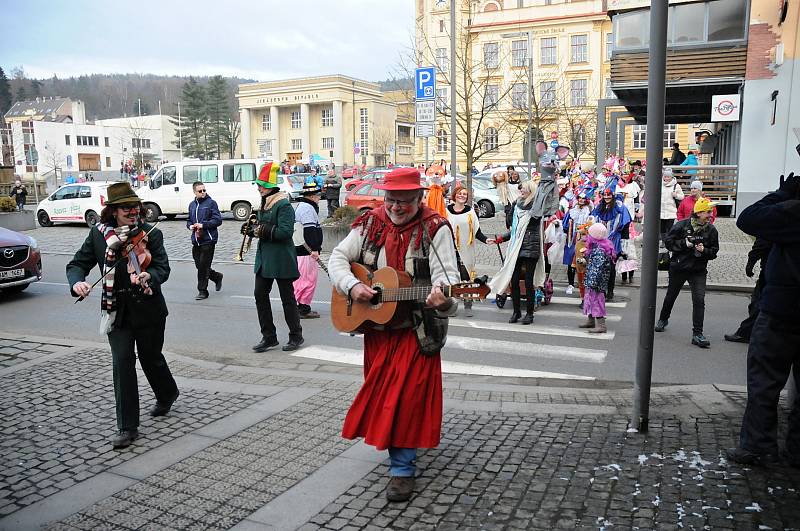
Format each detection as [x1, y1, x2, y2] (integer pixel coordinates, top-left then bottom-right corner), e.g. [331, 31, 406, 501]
[415, 67, 436, 101]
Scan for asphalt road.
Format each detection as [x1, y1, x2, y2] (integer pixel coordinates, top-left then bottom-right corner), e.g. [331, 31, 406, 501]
[1, 250, 751, 386]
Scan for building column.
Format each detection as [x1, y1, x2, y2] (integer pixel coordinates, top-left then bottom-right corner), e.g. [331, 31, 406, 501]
[240, 109, 251, 159]
[270, 106, 280, 161]
[300, 103, 310, 161]
[332, 100, 344, 167]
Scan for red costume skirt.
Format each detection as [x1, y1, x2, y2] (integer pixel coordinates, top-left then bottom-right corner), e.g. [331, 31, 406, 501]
[342, 328, 443, 450]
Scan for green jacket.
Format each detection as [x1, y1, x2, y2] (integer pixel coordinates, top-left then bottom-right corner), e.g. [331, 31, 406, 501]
[66, 223, 170, 328]
[254, 197, 299, 279]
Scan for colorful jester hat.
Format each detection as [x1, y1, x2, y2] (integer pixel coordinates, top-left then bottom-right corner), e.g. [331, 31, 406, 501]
[256, 161, 280, 189]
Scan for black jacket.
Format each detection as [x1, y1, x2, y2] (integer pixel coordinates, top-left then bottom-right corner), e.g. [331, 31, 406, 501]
[66, 223, 170, 328]
[737, 191, 800, 319]
[187, 195, 222, 246]
[663, 218, 719, 273]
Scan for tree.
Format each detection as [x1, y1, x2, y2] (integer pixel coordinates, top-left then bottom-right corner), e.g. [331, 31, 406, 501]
[205, 76, 231, 159]
[122, 118, 151, 170]
[170, 77, 208, 159]
[41, 141, 65, 177]
[0, 68, 12, 115]
[370, 123, 395, 167]
[30, 80, 43, 98]
[15, 85, 27, 102]
[225, 118, 240, 159]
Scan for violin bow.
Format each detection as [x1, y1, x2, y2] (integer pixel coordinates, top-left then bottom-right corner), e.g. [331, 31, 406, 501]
[74, 221, 161, 304]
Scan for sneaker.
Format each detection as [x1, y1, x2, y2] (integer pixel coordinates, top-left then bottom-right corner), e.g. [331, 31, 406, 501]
[654, 319, 668, 332]
[692, 333, 711, 348]
[565, 285, 574, 295]
[726, 447, 779, 466]
[214, 274, 223, 292]
[386, 476, 415, 502]
[111, 429, 139, 449]
[252, 337, 279, 352]
[195, 290, 209, 300]
[299, 310, 320, 319]
[150, 391, 179, 417]
[724, 333, 749, 344]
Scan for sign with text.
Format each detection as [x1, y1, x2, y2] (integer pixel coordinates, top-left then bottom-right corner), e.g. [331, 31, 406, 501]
[711, 94, 740, 122]
[415, 100, 436, 123]
[415, 67, 436, 101]
[416, 123, 435, 137]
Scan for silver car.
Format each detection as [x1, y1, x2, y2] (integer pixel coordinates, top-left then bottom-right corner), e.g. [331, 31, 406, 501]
[470, 178, 503, 218]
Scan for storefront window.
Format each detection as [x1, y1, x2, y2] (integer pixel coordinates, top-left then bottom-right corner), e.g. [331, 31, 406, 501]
[708, 0, 747, 41]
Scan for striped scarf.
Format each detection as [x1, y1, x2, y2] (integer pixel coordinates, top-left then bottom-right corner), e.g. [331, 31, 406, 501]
[96, 223, 124, 333]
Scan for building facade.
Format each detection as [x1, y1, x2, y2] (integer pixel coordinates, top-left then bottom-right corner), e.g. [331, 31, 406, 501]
[415, 0, 612, 171]
[237, 76, 398, 168]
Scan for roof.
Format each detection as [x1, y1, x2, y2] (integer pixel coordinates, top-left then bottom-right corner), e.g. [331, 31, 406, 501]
[4, 97, 71, 119]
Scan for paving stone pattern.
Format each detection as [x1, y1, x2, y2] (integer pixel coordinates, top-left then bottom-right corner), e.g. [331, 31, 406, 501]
[47, 388, 357, 531]
[309, 412, 800, 530]
[0, 348, 262, 516]
[0, 338, 71, 369]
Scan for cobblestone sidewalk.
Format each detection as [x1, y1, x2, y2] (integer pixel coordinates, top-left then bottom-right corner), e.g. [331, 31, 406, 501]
[1, 334, 797, 531]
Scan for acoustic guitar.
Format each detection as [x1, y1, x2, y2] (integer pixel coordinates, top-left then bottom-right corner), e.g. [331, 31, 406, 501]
[331, 262, 490, 333]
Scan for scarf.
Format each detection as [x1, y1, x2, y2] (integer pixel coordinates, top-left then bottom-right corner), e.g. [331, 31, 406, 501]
[96, 223, 125, 334]
[690, 217, 708, 233]
[352, 205, 447, 270]
[261, 191, 288, 212]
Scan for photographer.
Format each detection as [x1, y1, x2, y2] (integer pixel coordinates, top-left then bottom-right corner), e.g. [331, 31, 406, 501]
[654, 197, 719, 348]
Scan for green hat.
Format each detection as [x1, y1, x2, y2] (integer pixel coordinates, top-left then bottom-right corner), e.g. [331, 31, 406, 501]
[105, 182, 140, 205]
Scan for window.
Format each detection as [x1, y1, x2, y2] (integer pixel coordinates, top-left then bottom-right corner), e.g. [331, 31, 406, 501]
[53, 186, 79, 200]
[106, 156, 111, 167]
[511, 40, 527, 67]
[321, 108, 333, 127]
[540, 81, 556, 108]
[484, 127, 498, 152]
[183, 164, 218, 184]
[435, 48, 449, 73]
[291, 111, 301, 129]
[572, 124, 586, 153]
[708, 0, 747, 41]
[484, 42, 499, 69]
[291, 138, 303, 151]
[484, 85, 499, 110]
[78, 186, 92, 198]
[360, 108, 369, 156]
[223, 163, 257, 182]
[512, 83, 528, 109]
[436, 87, 449, 113]
[104, 137, 109, 147]
[570, 34, 588, 63]
[570, 79, 587, 106]
[262, 113, 271, 132]
[437, 129, 448, 152]
[65, 135, 70, 146]
[540, 37, 557, 65]
[132, 138, 151, 149]
[322, 137, 334, 149]
[256, 139, 272, 158]
[614, 10, 649, 49]
[606, 33, 613, 61]
[633, 124, 647, 149]
[76, 135, 100, 146]
[663, 124, 677, 148]
[671, 2, 705, 44]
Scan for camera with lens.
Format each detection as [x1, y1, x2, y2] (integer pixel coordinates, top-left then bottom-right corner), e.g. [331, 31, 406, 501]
[688, 234, 704, 257]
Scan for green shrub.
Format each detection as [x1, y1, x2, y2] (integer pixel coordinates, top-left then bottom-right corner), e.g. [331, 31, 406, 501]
[0, 197, 17, 212]
[329, 205, 359, 224]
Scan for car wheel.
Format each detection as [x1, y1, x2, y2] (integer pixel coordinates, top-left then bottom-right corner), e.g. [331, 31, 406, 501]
[85, 210, 100, 227]
[37, 210, 54, 227]
[232, 202, 252, 221]
[143, 203, 161, 223]
[477, 200, 494, 218]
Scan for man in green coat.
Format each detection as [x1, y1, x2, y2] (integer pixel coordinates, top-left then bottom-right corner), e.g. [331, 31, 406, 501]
[242, 162, 304, 352]
[67, 182, 179, 449]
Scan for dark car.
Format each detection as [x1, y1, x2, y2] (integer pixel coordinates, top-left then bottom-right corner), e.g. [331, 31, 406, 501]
[0, 227, 42, 293]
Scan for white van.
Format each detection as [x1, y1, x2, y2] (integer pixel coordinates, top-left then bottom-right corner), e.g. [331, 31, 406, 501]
[137, 159, 291, 222]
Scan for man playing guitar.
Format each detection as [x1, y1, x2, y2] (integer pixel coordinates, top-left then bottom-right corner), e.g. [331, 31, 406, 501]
[328, 167, 460, 503]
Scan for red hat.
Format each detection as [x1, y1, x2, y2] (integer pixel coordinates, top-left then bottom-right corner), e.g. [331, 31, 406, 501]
[374, 167, 427, 191]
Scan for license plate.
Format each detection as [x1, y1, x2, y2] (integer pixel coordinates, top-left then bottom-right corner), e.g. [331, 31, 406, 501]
[0, 269, 24, 280]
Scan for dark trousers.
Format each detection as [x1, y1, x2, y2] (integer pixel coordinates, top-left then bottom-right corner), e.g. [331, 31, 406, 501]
[659, 218, 675, 240]
[327, 197, 340, 216]
[567, 266, 576, 286]
[739, 312, 800, 455]
[107, 318, 178, 431]
[658, 268, 707, 334]
[606, 262, 617, 299]
[254, 275, 302, 343]
[192, 244, 222, 292]
[734, 274, 764, 339]
[511, 256, 538, 314]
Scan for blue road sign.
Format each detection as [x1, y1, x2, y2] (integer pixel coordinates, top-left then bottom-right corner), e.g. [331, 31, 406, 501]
[415, 67, 436, 101]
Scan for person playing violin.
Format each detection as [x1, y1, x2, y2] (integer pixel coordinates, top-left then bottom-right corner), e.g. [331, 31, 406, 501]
[66, 182, 179, 450]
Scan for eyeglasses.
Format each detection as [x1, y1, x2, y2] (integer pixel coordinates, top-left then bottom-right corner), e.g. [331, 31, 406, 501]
[385, 197, 416, 207]
[118, 204, 140, 212]
[195, 189, 207, 193]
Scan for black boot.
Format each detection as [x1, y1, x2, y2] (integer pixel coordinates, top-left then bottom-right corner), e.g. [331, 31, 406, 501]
[521, 312, 534, 325]
[508, 311, 521, 323]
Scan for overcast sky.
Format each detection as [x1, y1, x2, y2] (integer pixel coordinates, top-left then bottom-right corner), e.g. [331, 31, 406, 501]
[1, 0, 415, 82]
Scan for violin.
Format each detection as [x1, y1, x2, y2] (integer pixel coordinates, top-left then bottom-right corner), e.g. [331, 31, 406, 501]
[123, 224, 153, 297]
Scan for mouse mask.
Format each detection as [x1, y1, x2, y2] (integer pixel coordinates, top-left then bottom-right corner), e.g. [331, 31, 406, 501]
[536, 140, 570, 179]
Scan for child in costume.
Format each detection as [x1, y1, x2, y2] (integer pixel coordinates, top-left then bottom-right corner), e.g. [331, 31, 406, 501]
[579, 223, 616, 334]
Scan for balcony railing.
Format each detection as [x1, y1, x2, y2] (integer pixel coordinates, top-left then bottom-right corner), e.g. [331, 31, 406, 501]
[611, 46, 747, 86]
[664, 164, 738, 206]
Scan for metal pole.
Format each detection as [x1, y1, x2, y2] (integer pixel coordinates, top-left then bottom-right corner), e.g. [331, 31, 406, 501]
[526, 30, 533, 180]
[177, 101, 183, 161]
[158, 100, 164, 163]
[425, 136, 429, 169]
[632, 0, 669, 433]
[449, 0, 457, 177]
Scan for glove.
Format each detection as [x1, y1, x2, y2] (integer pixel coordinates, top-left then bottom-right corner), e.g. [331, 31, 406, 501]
[745, 259, 756, 278]
[252, 223, 275, 241]
[240, 222, 251, 236]
[778, 172, 799, 198]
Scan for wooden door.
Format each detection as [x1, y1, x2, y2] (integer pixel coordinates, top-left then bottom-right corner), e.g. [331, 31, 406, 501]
[287, 152, 302, 165]
[78, 154, 101, 171]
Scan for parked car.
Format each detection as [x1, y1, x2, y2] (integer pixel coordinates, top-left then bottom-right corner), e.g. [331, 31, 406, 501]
[280, 173, 304, 201]
[345, 170, 392, 191]
[341, 167, 358, 178]
[0, 227, 42, 293]
[470, 178, 503, 218]
[472, 166, 532, 183]
[344, 182, 386, 213]
[36, 181, 112, 227]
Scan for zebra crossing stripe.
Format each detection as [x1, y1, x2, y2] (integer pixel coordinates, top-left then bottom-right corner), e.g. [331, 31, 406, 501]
[291, 346, 594, 380]
[449, 318, 616, 340]
[547, 296, 628, 308]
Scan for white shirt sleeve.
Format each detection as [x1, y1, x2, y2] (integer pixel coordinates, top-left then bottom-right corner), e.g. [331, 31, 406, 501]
[328, 228, 364, 296]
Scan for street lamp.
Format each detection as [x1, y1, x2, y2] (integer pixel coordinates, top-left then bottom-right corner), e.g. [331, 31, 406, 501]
[176, 101, 183, 161]
[502, 30, 533, 181]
